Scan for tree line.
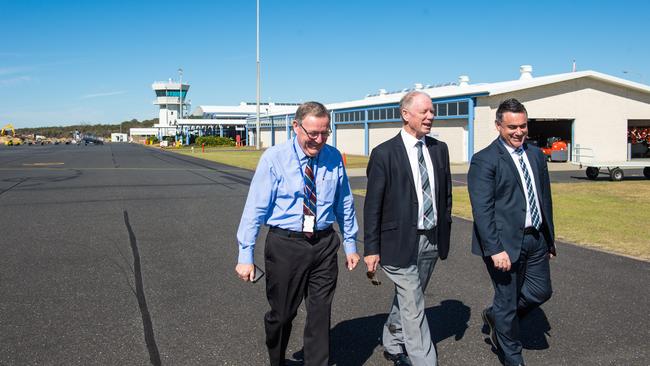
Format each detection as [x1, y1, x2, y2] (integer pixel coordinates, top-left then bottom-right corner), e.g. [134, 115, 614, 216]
[15, 118, 159, 138]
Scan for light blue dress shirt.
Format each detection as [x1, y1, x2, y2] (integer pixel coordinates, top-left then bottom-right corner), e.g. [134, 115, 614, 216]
[237, 137, 359, 264]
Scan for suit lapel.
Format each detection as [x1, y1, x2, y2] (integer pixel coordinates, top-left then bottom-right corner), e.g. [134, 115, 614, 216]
[392, 133, 416, 190]
[495, 139, 525, 196]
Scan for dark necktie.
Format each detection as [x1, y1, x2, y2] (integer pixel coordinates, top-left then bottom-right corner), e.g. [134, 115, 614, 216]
[514, 147, 541, 230]
[416, 141, 435, 230]
[303, 157, 316, 236]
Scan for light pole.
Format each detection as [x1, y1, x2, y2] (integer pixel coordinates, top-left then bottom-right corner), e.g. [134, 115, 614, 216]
[256, 0, 261, 149]
[178, 68, 184, 123]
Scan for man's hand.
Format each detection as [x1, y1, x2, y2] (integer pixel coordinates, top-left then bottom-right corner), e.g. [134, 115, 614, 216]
[235, 263, 255, 282]
[491, 251, 511, 272]
[346, 253, 360, 271]
[364, 254, 380, 273]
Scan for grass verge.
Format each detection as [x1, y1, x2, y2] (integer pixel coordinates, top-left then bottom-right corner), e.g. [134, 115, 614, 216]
[356, 183, 650, 261]
[170, 147, 649, 260]
[172, 146, 369, 170]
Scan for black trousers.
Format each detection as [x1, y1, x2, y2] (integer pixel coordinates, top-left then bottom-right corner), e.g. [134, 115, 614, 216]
[264, 229, 340, 366]
[484, 230, 553, 366]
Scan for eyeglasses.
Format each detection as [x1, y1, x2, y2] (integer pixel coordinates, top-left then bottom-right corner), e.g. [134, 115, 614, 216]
[299, 124, 331, 139]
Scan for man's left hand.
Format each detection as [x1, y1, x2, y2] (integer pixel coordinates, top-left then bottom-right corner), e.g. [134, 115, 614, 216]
[346, 253, 360, 271]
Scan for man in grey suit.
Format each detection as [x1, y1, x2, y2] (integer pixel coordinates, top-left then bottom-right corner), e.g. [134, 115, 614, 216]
[468, 98, 556, 366]
[364, 91, 452, 366]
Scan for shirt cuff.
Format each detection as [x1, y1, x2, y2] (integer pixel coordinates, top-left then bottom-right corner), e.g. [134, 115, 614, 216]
[238, 246, 254, 264]
[342, 240, 357, 256]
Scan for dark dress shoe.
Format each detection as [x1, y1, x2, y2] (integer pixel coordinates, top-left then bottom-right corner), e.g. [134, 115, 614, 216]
[482, 307, 499, 350]
[383, 351, 412, 366]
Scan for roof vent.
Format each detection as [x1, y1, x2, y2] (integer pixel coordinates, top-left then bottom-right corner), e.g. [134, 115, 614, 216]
[519, 65, 533, 80]
[458, 75, 470, 86]
[414, 83, 424, 90]
[379, 88, 388, 95]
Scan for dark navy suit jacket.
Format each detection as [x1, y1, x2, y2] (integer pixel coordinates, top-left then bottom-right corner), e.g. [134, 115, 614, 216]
[468, 138, 556, 260]
[364, 133, 452, 267]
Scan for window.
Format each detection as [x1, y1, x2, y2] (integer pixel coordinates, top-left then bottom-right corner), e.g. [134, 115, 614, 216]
[448, 102, 458, 116]
[437, 103, 447, 116]
[459, 101, 469, 115]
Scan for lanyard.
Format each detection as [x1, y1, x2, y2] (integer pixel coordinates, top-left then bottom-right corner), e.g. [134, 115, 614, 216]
[292, 137, 319, 180]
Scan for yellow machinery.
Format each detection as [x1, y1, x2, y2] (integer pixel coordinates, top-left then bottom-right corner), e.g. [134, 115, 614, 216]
[1, 123, 21, 145]
[1, 123, 15, 136]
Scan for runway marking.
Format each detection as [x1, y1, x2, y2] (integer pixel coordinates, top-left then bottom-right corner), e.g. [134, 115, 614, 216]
[1, 167, 246, 172]
[22, 162, 65, 166]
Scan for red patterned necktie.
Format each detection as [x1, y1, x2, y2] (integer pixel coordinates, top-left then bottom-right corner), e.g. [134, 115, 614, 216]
[303, 157, 316, 237]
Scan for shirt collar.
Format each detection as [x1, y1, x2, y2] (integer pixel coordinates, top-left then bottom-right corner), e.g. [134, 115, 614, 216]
[292, 136, 319, 162]
[499, 138, 519, 155]
[400, 128, 425, 148]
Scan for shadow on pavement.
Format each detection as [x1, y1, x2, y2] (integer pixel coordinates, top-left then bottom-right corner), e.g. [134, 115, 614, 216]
[290, 299, 470, 365]
[481, 307, 551, 363]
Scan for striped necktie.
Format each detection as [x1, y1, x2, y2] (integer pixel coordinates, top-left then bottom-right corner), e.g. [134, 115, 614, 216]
[514, 147, 541, 230]
[303, 157, 316, 236]
[416, 141, 435, 230]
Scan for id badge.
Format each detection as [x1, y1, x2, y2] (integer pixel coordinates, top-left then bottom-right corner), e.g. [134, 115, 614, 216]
[303, 214, 315, 233]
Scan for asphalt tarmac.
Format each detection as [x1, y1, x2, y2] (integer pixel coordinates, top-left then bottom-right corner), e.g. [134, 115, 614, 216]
[1, 143, 648, 365]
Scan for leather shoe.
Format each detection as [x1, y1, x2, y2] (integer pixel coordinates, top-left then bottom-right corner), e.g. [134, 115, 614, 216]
[383, 351, 412, 366]
[482, 307, 499, 350]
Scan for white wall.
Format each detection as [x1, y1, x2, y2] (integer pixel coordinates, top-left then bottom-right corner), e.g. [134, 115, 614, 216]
[432, 119, 468, 162]
[260, 130, 272, 148]
[335, 124, 365, 155]
[474, 78, 650, 162]
[369, 123, 401, 154]
[274, 129, 288, 146]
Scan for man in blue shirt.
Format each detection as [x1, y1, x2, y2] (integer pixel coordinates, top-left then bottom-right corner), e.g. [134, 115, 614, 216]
[235, 101, 360, 366]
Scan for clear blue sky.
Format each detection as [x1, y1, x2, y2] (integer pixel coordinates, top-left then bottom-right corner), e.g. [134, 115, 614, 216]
[3, 0, 649, 128]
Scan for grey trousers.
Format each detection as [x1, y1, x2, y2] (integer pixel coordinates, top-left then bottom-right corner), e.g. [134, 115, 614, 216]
[381, 230, 439, 366]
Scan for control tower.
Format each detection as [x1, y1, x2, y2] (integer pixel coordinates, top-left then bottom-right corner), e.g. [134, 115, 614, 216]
[152, 78, 190, 136]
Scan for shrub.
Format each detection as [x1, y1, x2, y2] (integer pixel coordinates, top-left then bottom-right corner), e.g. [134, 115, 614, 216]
[195, 136, 236, 147]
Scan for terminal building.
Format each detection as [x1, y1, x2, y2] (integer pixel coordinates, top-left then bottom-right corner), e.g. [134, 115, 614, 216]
[131, 77, 298, 144]
[247, 65, 650, 163]
[135, 66, 650, 164]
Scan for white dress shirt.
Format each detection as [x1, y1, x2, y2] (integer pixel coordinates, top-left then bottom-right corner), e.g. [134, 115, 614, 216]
[401, 129, 437, 229]
[500, 139, 543, 229]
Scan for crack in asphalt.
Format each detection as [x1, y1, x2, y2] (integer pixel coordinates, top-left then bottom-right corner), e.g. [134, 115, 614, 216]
[124, 210, 162, 366]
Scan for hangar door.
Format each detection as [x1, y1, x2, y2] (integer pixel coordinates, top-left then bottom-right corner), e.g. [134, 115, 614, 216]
[628, 119, 650, 159]
[527, 119, 573, 161]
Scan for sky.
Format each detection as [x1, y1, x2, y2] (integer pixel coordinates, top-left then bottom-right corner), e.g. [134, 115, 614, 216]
[2, 0, 649, 128]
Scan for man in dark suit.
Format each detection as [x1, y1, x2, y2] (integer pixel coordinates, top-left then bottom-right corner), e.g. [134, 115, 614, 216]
[468, 98, 556, 366]
[364, 91, 452, 366]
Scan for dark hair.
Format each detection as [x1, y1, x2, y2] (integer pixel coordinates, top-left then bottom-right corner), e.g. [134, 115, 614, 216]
[495, 98, 527, 123]
[295, 101, 330, 125]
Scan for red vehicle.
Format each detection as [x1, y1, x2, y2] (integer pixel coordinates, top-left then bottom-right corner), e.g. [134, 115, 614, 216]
[540, 137, 568, 162]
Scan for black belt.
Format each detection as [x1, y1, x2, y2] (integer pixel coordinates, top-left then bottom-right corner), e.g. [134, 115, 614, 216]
[523, 227, 539, 235]
[269, 225, 333, 240]
[417, 227, 437, 235]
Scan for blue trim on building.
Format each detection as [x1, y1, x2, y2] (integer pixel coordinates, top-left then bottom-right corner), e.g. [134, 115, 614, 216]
[468, 97, 475, 160]
[364, 110, 369, 155]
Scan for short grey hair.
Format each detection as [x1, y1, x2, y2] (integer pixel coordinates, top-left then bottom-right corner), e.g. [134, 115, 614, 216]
[399, 91, 430, 121]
